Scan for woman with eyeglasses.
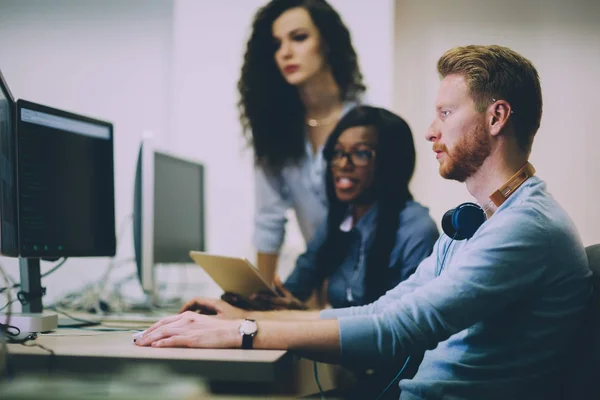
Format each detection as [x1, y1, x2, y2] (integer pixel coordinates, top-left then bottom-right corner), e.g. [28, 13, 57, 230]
[250, 105, 439, 311]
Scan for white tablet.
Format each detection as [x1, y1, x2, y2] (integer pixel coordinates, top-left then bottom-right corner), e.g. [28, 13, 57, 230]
[189, 251, 277, 299]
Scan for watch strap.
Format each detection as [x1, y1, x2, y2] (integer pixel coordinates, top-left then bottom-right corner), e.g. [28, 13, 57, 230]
[242, 333, 254, 350]
[240, 319, 257, 350]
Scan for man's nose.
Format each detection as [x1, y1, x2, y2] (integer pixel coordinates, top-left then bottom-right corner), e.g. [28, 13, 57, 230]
[426, 120, 440, 142]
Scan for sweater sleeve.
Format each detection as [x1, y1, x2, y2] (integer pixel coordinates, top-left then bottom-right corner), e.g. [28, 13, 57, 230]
[336, 208, 550, 367]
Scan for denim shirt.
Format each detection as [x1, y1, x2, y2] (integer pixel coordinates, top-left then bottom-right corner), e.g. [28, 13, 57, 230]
[284, 201, 439, 308]
[252, 102, 358, 254]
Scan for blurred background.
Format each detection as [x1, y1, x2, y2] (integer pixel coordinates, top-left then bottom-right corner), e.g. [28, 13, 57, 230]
[0, 0, 598, 306]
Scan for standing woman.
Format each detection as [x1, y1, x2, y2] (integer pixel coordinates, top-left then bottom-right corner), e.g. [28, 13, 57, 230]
[238, 0, 366, 283]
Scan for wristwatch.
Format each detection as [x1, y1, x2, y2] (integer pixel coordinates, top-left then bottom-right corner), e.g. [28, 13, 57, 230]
[238, 319, 258, 349]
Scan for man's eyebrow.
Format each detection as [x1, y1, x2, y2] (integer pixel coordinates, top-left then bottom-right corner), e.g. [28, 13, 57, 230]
[436, 103, 456, 111]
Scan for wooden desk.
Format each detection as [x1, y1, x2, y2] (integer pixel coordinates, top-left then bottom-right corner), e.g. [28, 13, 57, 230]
[7, 329, 293, 384]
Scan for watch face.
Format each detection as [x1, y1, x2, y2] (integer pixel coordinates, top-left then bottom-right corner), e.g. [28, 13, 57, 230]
[240, 319, 258, 336]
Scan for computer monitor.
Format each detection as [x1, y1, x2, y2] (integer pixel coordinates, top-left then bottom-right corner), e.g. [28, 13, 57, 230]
[17, 100, 116, 259]
[0, 69, 18, 257]
[0, 70, 116, 333]
[15, 100, 116, 313]
[133, 139, 205, 303]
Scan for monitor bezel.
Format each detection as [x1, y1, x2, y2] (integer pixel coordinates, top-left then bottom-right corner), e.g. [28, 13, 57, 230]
[138, 138, 155, 295]
[0, 68, 19, 257]
[134, 138, 206, 301]
[0, 69, 15, 103]
[15, 99, 117, 258]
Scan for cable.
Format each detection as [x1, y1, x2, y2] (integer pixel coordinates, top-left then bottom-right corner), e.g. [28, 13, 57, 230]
[42, 329, 139, 336]
[41, 257, 68, 278]
[0, 257, 69, 294]
[435, 234, 457, 277]
[97, 257, 135, 296]
[374, 356, 411, 400]
[0, 283, 18, 294]
[313, 361, 325, 399]
[20, 340, 54, 356]
[16, 286, 46, 307]
[0, 261, 13, 380]
[45, 306, 100, 327]
[95, 215, 133, 299]
[0, 299, 17, 312]
[1, 330, 55, 378]
[20, 340, 55, 375]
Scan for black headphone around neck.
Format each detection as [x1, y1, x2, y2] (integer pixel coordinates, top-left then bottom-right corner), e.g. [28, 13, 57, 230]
[441, 202, 486, 240]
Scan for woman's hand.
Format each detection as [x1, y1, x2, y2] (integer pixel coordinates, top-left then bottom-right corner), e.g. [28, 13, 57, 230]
[179, 297, 247, 319]
[251, 276, 308, 310]
[135, 311, 243, 348]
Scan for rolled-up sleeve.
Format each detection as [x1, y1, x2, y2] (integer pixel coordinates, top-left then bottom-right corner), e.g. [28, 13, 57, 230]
[253, 166, 291, 253]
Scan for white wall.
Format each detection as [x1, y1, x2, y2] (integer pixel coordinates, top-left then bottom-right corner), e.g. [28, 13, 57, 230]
[0, 0, 396, 306]
[169, 0, 395, 277]
[394, 0, 600, 245]
[329, 0, 396, 108]
[0, 0, 173, 305]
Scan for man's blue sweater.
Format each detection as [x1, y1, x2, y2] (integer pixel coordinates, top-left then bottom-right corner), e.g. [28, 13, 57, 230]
[321, 177, 592, 400]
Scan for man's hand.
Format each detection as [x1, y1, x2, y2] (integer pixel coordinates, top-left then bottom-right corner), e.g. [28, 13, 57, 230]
[136, 310, 342, 363]
[135, 311, 243, 348]
[179, 297, 247, 319]
[251, 276, 308, 310]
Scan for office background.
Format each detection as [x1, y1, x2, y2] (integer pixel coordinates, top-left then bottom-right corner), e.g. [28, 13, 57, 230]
[0, 0, 597, 306]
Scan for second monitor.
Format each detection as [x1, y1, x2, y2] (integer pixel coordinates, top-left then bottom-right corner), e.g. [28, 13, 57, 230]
[133, 139, 205, 304]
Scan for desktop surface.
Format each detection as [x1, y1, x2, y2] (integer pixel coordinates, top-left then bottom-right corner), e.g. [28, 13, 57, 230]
[7, 328, 292, 383]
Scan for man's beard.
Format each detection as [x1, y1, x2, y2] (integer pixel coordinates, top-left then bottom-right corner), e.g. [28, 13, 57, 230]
[439, 123, 491, 182]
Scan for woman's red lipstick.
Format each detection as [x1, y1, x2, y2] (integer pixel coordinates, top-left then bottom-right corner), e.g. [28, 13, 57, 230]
[283, 65, 299, 74]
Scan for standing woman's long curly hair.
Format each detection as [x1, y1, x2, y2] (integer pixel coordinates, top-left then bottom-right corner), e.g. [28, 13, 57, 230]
[319, 106, 416, 303]
[238, 0, 366, 171]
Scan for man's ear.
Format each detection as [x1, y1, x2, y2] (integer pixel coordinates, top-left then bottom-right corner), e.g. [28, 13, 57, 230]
[488, 99, 513, 137]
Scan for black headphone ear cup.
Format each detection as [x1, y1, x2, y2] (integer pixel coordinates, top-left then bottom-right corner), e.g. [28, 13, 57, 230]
[442, 202, 486, 240]
[453, 202, 486, 240]
[441, 208, 457, 238]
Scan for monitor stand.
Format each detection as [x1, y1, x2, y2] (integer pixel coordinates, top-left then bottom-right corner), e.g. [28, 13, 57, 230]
[0, 258, 58, 333]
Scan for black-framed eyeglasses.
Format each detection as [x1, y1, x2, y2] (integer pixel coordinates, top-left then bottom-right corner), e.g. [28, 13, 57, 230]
[331, 148, 376, 167]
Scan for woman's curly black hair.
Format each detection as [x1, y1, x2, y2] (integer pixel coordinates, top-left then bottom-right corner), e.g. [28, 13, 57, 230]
[318, 106, 416, 304]
[238, 0, 366, 171]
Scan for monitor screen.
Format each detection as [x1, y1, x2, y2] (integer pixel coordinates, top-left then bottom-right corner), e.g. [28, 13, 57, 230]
[153, 152, 205, 262]
[0, 69, 18, 256]
[133, 140, 205, 297]
[16, 100, 116, 258]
